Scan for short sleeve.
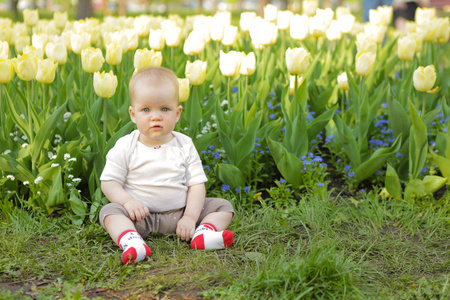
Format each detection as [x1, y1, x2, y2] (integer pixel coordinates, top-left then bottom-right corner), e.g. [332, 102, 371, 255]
[100, 135, 132, 184]
[184, 141, 208, 187]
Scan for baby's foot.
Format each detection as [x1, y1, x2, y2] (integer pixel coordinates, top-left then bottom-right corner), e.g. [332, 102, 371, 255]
[118, 230, 152, 264]
[191, 223, 233, 250]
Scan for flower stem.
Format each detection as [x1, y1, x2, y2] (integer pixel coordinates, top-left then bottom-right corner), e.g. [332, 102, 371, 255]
[228, 76, 231, 108]
[103, 98, 108, 144]
[294, 74, 298, 102]
[422, 92, 426, 116]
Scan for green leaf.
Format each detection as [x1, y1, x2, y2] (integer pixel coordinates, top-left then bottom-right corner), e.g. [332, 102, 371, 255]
[354, 135, 402, 184]
[267, 138, 304, 187]
[429, 152, 450, 184]
[37, 165, 65, 213]
[333, 114, 361, 167]
[409, 100, 428, 179]
[215, 163, 245, 189]
[385, 164, 402, 199]
[307, 107, 336, 145]
[236, 112, 262, 169]
[193, 131, 218, 153]
[387, 92, 410, 141]
[105, 120, 135, 154]
[0, 155, 34, 182]
[422, 175, 447, 193]
[4, 88, 32, 142]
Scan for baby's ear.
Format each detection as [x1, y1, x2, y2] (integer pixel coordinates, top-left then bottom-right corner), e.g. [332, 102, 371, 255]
[129, 106, 136, 123]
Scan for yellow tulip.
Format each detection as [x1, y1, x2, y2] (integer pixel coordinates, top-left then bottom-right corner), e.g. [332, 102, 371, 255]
[210, 21, 225, 42]
[264, 4, 278, 22]
[133, 48, 162, 72]
[0, 25, 12, 44]
[108, 31, 128, 54]
[0, 41, 8, 60]
[397, 36, 416, 61]
[14, 36, 30, 55]
[220, 50, 243, 77]
[134, 15, 151, 38]
[302, 0, 318, 17]
[369, 6, 393, 26]
[81, 47, 104, 74]
[277, 10, 293, 31]
[222, 25, 238, 47]
[32, 33, 48, 53]
[45, 42, 67, 65]
[54, 11, 68, 30]
[125, 29, 139, 52]
[164, 26, 182, 47]
[418, 19, 437, 42]
[185, 60, 207, 86]
[71, 32, 91, 55]
[436, 17, 449, 44]
[149, 29, 165, 51]
[413, 65, 437, 93]
[285, 47, 310, 75]
[13, 53, 37, 81]
[0, 59, 14, 83]
[290, 14, 309, 41]
[23, 45, 43, 60]
[240, 52, 256, 76]
[415, 7, 436, 26]
[183, 30, 206, 56]
[240, 12, 257, 32]
[309, 8, 334, 38]
[289, 75, 304, 96]
[364, 24, 387, 44]
[93, 71, 118, 99]
[36, 58, 58, 84]
[337, 14, 355, 34]
[356, 33, 377, 54]
[326, 20, 341, 41]
[355, 51, 376, 77]
[337, 72, 349, 91]
[106, 43, 123, 66]
[249, 18, 278, 47]
[23, 9, 38, 27]
[178, 78, 190, 103]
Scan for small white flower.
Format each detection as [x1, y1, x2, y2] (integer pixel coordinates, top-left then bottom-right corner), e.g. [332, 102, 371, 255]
[7, 175, 15, 181]
[34, 176, 43, 184]
[3, 150, 11, 155]
[220, 100, 228, 106]
[68, 174, 74, 179]
[37, 191, 41, 195]
[63, 112, 72, 121]
[72, 178, 82, 183]
[9, 133, 14, 136]
[67, 183, 73, 187]
[51, 163, 60, 167]
[21, 143, 28, 148]
[68, 157, 77, 162]
[51, 155, 57, 160]
[14, 137, 18, 141]
[20, 114, 26, 119]
[22, 135, 28, 140]
[64, 153, 71, 160]
[23, 181, 30, 185]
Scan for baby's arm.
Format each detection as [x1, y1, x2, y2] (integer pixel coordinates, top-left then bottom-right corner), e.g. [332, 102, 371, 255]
[176, 183, 206, 241]
[101, 180, 149, 222]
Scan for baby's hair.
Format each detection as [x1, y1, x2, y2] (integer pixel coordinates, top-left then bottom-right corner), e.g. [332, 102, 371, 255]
[129, 66, 179, 106]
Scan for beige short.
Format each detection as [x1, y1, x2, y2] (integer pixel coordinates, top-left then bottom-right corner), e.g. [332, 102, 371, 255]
[99, 197, 234, 238]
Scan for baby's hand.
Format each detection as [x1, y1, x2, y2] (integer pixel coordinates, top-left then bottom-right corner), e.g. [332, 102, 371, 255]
[176, 216, 196, 241]
[123, 199, 149, 222]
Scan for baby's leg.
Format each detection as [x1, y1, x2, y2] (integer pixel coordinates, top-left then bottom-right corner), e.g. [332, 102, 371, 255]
[100, 204, 151, 264]
[191, 198, 234, 250]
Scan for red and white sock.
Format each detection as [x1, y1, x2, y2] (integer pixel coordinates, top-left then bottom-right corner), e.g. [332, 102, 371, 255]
[118, 230, 151, 264]
[190, 223, 233, 250]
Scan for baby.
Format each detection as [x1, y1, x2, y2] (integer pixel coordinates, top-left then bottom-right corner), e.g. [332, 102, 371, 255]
[99, 66, 234, 264]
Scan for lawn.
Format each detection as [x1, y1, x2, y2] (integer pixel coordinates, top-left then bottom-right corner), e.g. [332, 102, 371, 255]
[1, 189, 449, 299]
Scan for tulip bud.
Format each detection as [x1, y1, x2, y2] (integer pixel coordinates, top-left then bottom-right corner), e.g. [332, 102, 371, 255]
[356, 33, 377, 54]
[249, 18, 278, 47]
[210, 21, 225, 42]
[32, 33, 48, 54]
[106, 43, 123, 66]
[436, 17, 449, 44]
[94, 71, 118, 99]
[13, 53, 38, 81]
[413, 65, 437, 93]
[134, 15, 151, 38]
[185, 60, 207, 86]
[109, 31, 128, 54]
[240, 12, 257, 32]
[0, 25, 12, 45]
[183, 30, 206, 56]
[285, 47, 310, 75]
[0, 41, 8, 60]
[240, 52, 256, 76]
[36, 58, 58, 84]
[289, 75, 304, 96]
[290, 14, 309, 41]
[302, 0, 318, 17]
[397, 35, 416, 61]
[369, 6, 393, 26]
[277, 10, 293, 31]
[149, 29, 165, 51]
[409, 32, 423, 54]
[355, 51, 376, 77]
[364, 24, 387, 44]
[15, 35, 30, 55]
[134, 48, 162, 72]
[71, 32, 91, 55]
[415, 7, 436, 26]
[178, 78, 190, 103]
[125, 29, 139, 52]
[326, 20, 342, 41]
[220, 50, 243, 77]
[0, 59, 14, 83]
[23, 9, 38, 27]
[164, 26, 182, 47]
[309, 8, 334, 38]
[264, 4, 278, 22]
[23, 45, 43, 60]
[54, 12, 68, 30]
[337, 14, 356, 34]
[222, 25, 238, 47]
[81, 47, 104, 74]
[337, 72, 349, 91]
[418, 19, 437, 42]
[46, 42, 67, 65]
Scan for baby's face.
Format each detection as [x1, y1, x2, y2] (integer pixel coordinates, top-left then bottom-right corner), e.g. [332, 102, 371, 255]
[129, 80, 182, 147]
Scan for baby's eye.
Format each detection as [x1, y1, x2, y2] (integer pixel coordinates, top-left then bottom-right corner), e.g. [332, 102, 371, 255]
[161, 107, 168, 112]
[143, 108, 150, 112]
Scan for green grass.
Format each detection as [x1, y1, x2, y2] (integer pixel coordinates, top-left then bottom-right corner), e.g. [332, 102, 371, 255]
[1, 190, 450, 299]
